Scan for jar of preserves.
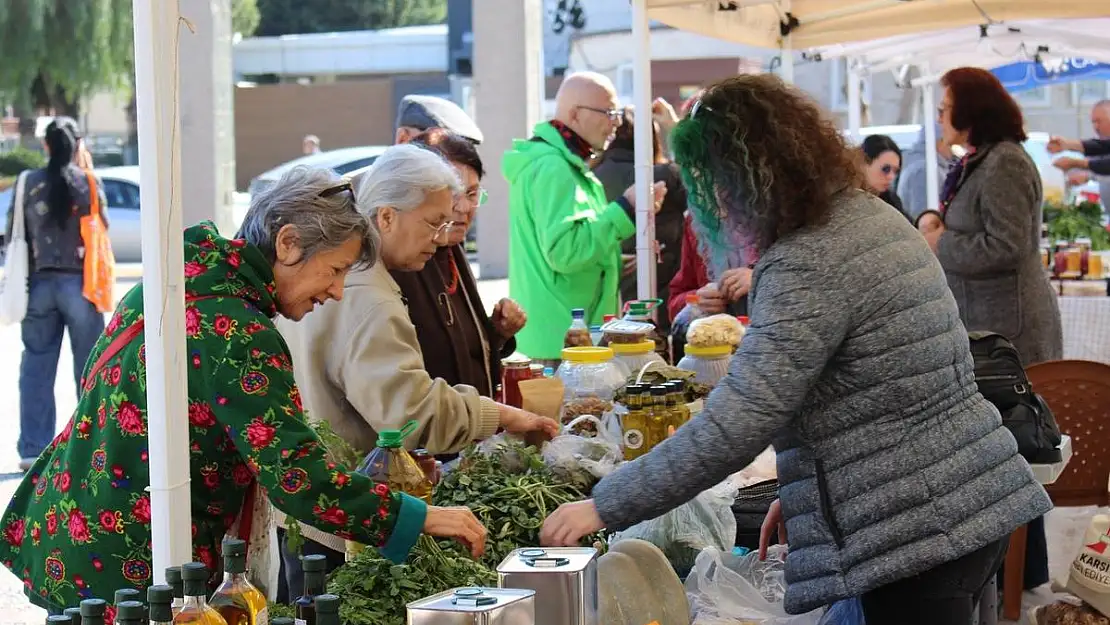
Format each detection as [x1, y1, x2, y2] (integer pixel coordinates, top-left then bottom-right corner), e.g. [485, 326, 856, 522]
[556, 346, 626, 436]
[501, 355, 534, 408]
[677, 344, 733, 387]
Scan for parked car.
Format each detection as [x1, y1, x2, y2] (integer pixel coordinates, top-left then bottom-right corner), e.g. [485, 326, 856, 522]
[246, 145, 389, 200]
[1, 166, 144, 262]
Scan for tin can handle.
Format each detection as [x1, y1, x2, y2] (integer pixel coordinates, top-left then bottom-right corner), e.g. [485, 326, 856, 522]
[525, 556, 570, 567]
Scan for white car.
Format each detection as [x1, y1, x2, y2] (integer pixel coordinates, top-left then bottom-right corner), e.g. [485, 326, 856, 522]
[246, 146, 389, 199]
[1, 166, 144, 262]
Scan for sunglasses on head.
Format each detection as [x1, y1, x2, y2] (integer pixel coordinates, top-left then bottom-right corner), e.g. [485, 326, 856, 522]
[319, 181, 354, 199]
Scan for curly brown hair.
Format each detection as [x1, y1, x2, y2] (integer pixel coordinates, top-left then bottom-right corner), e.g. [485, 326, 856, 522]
[671, 74, 862, 262]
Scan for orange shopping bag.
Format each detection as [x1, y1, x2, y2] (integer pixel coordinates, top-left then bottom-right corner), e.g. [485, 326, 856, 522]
[81, 170, 116, 313]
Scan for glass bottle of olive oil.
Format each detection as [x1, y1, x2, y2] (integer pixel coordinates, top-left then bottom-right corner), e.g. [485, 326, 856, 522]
[666, 381, 691, 432]
[621, 384, 649, 461]
[209, 538, 267, 625]
[647, 385, 671, 452]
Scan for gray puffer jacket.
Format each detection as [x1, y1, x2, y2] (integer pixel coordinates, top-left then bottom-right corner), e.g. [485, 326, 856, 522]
[592, 190, 1053, 614]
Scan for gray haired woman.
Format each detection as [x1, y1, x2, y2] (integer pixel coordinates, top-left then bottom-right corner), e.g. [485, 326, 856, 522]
[0, 165, 489, 614]
[276, 145, 557, 595]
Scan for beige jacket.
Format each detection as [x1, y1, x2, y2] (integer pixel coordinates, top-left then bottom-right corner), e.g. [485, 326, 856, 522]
[274, 261, 501, 551]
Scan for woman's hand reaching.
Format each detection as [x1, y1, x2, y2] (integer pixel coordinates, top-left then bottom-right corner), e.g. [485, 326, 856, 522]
[498, 404, 560, 441]
[423, 505, 487, 559]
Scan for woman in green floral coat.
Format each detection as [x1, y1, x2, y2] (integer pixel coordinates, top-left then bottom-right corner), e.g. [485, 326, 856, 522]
[0, 166, 487, 614]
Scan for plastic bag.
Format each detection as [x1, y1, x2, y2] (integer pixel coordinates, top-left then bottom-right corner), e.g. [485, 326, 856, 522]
[818, 599, 865, 625]
[686, 545, 823, 625]
[542, 430, 623, 493]
[687, 314, 745, 348]
[611, 479, 738, 577]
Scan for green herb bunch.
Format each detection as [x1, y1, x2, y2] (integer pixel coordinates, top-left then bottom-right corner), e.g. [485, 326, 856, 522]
[432, 439, 606, 568]
[326, 535, 497, 625]
[1045, 200, 1110, 250]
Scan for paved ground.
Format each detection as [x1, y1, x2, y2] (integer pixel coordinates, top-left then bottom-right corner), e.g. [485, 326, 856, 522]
[0, 272, 1093, 623]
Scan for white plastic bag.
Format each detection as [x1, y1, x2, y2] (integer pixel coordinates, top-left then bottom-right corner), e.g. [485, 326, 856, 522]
[542, 430, 623, 492]
[611, 479, 739, 577]
[0, 172, 30, 326]
[686, 546, 823, 625]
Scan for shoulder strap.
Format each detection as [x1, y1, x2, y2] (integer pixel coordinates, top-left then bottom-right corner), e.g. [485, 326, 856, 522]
[81, 294, 226, 391]
[10, 171, 27, 240]
[84, 170, 101, 219]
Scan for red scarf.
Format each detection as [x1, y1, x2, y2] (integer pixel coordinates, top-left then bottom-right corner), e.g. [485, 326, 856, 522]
[548, 119, 594, 162]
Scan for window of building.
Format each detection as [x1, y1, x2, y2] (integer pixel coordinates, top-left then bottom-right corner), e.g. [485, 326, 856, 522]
[1071, 80, 1110, 105]
[1013, 86, 1053, 108]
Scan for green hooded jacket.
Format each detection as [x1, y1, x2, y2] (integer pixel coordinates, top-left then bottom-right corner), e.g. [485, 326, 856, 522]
[502, 122, 636, 360]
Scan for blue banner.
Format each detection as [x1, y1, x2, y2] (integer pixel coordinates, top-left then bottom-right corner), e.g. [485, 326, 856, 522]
[991, 58, 1110, 93]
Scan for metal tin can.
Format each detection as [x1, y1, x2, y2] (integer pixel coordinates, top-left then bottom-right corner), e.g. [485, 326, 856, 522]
[406, 587, 536, 625]
[496, 547, 598, 625]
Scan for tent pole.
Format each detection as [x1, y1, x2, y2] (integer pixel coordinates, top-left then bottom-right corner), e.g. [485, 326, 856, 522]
[922, 63, 941, 212]
[779, 0, 795, 84]
[632, 0, 656, 302]
[133, 0, 193, 582]
[848, 58, 862, 140]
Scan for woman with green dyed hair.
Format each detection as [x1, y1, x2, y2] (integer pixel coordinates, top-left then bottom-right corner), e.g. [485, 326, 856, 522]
[539, 73, 1051, 625]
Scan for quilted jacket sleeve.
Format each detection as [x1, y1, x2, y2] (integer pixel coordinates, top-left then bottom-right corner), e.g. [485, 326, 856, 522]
[593, 254, 854, 530]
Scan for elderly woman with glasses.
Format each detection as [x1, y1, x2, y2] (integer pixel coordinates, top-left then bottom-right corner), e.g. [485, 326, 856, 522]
[392, 130, 527, 435]
[0, 166, 489, 615]
[276, 144, 558, 591]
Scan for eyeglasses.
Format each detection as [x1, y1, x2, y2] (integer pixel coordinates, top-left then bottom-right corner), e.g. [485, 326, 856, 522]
[578, 106, 623, 121]
[319, 181, 354, 199]
[425, 220, 457, 242]
[465, 187, 488, 207]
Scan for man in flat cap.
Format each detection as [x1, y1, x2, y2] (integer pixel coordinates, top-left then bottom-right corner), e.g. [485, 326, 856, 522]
[395, 94, 484, 145]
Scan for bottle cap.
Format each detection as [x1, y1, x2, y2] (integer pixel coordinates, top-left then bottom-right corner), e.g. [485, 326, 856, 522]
[626, 384, 642, 394]
[222, 537, 247, 557]
[302, 553, 329, 573]
[114, 588, 141, 605]
[315, 593, 341, 613]
[46, 617, 72, 624]
[146, 584, 174, 622]
[651, 385, 669, 396]
[146, 584, 173, 604]
[603, 314, 616, 322]
[571, 308, 585, 319]
[115, 601, 145, 619]
[376, 419, 419, 448]
[272, 619, 296, 625]
[79, 599, 107, 616]
[63, 607, 82, 621]
[543, 367, 554, 377]
[180, 562, 208, 581]
[164, 566, 182, 587]
[685, 293, 699, 304]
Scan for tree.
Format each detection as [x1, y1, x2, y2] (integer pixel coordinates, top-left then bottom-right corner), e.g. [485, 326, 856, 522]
[0, 0, 133, 131]
[232, 0, 261, 37]
[255, 0, 446, 37]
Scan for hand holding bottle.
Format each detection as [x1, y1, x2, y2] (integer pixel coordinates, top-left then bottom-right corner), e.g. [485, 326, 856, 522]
[424, 506, 487, 558]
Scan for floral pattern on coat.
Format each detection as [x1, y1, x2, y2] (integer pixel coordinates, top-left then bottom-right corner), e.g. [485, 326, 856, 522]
[0, 222, 409, 611]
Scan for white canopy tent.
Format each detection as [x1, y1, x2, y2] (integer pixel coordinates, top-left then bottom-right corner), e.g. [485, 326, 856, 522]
[811, 18, 1110, 212]
[629, 2, 1110, 299]
[132, 0, 193, 582]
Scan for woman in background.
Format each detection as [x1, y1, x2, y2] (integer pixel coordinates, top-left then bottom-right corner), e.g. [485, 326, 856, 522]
[861, 134, 906, 218]
[919, 66, 1063, 592]
[592, 106, 687, 333]
[4, 117, 107, 471]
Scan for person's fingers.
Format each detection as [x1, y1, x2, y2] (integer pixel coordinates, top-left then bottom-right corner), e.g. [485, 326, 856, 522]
[758, 515, 773, 561]
[778, 519, 788, 547]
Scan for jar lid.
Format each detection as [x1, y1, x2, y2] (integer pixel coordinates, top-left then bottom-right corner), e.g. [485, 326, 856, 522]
[502, 354, 532, 368]
[561, 346, 614, 363]
[609, 340, 654, 355]
[685, 344, 734, 357]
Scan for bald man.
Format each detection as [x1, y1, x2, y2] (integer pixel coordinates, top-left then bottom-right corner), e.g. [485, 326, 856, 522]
[1048, 100, 1110, 210]
[502, 72, 664, 363]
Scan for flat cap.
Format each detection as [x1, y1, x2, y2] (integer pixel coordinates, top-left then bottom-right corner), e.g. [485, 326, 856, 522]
[395, 95, 483, 145]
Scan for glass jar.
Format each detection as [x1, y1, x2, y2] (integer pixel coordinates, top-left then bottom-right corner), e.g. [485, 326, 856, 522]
[677, 344, 733, 387]
[556, 346, 627, 436]
[501, 355, 534, 408]
[610, 340, 665, 378]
